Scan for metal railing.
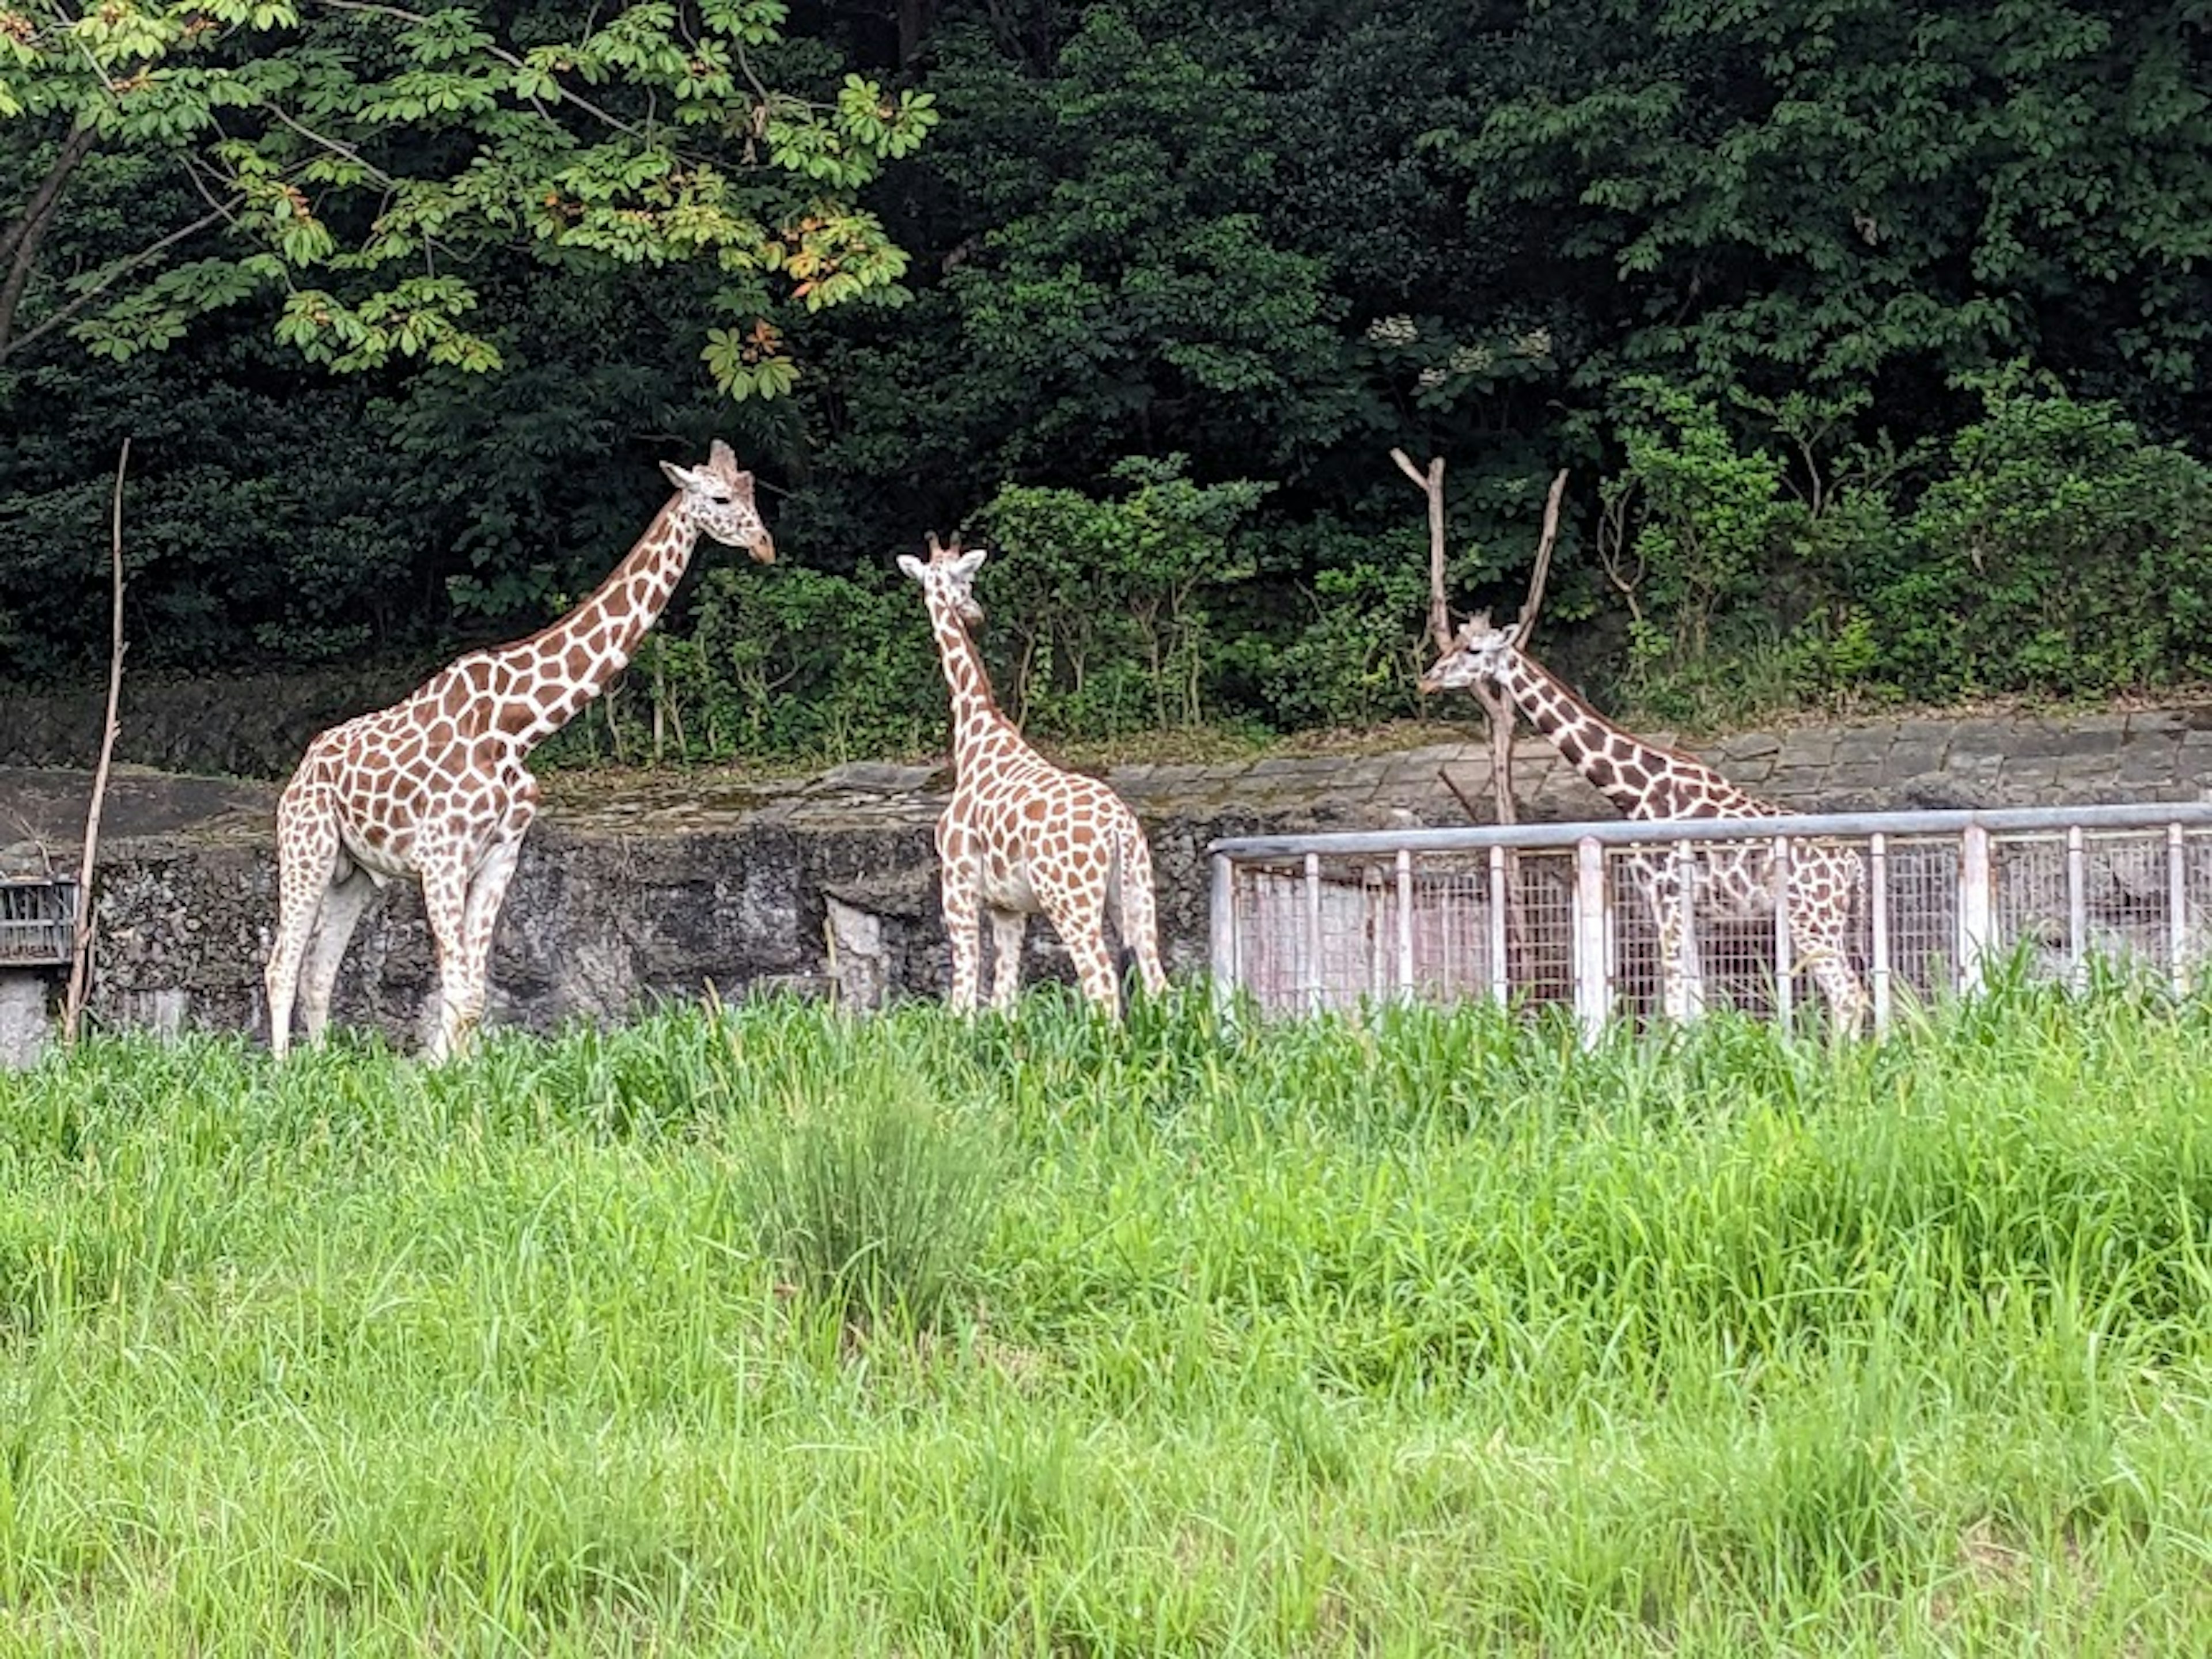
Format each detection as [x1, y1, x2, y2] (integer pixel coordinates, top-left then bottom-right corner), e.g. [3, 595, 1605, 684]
[1207, 802, 2212, 1036]
[0, 877, 77, 968]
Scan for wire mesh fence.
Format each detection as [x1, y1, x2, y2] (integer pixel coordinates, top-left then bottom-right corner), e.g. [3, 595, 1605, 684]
[1210, 805, 2212, 1034]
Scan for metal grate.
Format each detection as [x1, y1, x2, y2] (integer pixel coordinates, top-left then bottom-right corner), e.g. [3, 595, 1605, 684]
[1209, 804, 2212, 1036]
[0, 878, 77, 968]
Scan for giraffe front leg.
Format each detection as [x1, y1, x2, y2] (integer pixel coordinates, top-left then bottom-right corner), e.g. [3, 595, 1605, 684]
[1641, 863, 1694, 1022]
[1790, 915, 1868, 1036]
[988, 908, 1027, 1013]
[449, 831, 528, 1054]
[418, 855, 478, 1063]
[939, 863, 983, 1014]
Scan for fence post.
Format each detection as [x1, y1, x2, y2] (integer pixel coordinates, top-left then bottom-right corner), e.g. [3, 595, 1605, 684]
[1770, 836, 1794, 1027]
[1959, 824, 1994, 994]
[1869, 833, 1891, 1033]
[1574, 836, 1607, 1044]
[2169, 822, 2188, 997]
[1673, 839, 1703, 1020]
[1209, 852, 1238, 1014]
[2066, 825, 2087, 992]
[1395, 848, 1415, 999]
[1304, 851, 1325, 1015]
[1487, 844, 1509, 1006]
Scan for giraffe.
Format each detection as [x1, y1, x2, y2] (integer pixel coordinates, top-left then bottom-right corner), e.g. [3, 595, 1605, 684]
[1419, 615, 1869, 1029]
[898, 532, 1169, 1017]
[264, 440, 775, 1062]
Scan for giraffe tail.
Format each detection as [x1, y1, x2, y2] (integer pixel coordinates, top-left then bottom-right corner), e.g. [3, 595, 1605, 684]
[1109, 808, 1170, 999]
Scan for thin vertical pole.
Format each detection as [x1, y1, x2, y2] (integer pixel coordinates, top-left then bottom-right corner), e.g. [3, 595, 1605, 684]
[2169, 822, 2189, 997]
[2066, 827, 2087, 992]
[1869, 834, 1892, 1033]
[1487, 844, 1509, 1006]
[1574, 836, 1607, 1044]
[1395, 849, 1415, 998]
[1770, 836, 1794, 1027]
[1960, 824, 1994, 995]
[1304, 851, 1324, 1015]
[1209, 853, 1237, 1013]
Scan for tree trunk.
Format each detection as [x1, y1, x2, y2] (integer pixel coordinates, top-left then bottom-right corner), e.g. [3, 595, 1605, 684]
[0, 126, 98, 362]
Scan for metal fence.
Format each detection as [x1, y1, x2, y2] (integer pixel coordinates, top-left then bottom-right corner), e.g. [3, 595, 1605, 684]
[0, 877, 77, 968]
[1208, 803, 2212, 1035]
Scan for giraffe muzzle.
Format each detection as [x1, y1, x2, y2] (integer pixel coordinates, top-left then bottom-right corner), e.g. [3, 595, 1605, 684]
[748, 532, 777, 565]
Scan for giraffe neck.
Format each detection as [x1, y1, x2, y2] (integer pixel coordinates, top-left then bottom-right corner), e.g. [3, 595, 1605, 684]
[1491, 651, 1758, 820]
[923, 599, 1023, 781]
[495, 497, 701, 751]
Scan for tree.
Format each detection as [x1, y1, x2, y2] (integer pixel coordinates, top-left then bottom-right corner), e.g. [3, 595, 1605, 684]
[0, 0, 937, 396]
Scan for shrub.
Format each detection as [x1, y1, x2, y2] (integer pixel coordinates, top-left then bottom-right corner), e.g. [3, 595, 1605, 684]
[734, 1048, 1001, 1333]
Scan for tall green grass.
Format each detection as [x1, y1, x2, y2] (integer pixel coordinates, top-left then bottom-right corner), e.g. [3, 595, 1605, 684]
[1, 985, 2209, 1654]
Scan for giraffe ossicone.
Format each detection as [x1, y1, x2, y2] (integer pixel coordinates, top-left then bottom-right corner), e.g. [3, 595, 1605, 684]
[263, 439, 775, 1062]
[900, 531, 1169, 1017]
[1421, 616, 1869, 1031]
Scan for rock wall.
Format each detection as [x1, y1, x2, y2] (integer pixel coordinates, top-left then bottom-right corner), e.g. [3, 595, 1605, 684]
[1, 702, 2206, 1052]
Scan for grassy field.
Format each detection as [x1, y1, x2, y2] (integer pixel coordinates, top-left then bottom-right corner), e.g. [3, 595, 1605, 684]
[2, 988, 2210, 1656]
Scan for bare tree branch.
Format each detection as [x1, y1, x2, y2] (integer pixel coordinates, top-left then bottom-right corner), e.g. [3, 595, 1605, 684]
[1390, 446, 1452, 654]
[0, 125, 100, 359]
[1517, 468, 1570, 632]
[63, 437, 130, 1047]
[0, 201, 240, 367]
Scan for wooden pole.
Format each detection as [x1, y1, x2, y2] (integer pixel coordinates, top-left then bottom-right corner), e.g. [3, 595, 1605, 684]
[62, 437, 129, 1046]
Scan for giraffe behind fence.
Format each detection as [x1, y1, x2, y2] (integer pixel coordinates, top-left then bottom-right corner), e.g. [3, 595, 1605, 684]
[1421, 615, 1868, 1029]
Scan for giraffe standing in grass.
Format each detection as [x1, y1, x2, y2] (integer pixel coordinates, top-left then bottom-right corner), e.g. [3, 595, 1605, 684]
[1421, 615, 1868, 1029]
[264, 440, 776, 1061]
[900, 533, 1168, 1016]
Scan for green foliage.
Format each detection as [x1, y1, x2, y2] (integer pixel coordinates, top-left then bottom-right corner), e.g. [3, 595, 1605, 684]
[1868, 373, 2212, 698]
[732, 1043, 1000, 1332]
[0, 0, 934, 395]
[1258, 554, 1432, 730]
[3, 988, 2212, 1647]
[675, 560, 940, 763]
[977, 456, 1268, 738]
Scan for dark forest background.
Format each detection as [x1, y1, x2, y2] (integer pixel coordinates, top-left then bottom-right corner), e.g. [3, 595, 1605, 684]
[4, 0, 2209, 770]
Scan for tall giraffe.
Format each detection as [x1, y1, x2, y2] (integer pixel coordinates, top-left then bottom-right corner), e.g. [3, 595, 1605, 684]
[1420, 616, 1868, 1029]
[899, 533, 1168, 1016]
[265, 440, 775, 1061]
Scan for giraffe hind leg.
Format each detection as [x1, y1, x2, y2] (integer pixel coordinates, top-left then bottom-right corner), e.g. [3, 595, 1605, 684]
[1039, 887, 1120, 1018]
[1111, 817, 1169, 999]
[265, 794, 342, 1060]
[298, 853, 378, 1048]
[988, 908, 1027, 1012]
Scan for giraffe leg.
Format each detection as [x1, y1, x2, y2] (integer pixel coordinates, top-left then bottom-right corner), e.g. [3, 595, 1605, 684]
[1041, 889, 1120, 1018]
[938, 834, 984, 1014]
[264, 792, 340, 1061]
[1638, 860, 1694, 1022]
[298, 854, 377, 1048]
[1112, 817, 1169, 999]
[450, 827, 529, 1048]
[987, 907, 1027, 1012]
[418, 853, 477, 1063]
[1789, 910, 1868, 1034]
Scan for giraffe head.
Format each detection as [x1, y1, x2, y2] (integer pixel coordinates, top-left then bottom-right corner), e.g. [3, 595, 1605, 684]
[658, 439, 775, 563]
[1418, 612, 1524, 695]
[897, 531, 987, 627]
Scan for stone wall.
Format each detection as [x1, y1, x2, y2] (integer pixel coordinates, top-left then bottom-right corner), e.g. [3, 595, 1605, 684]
[1, 702, 2206, 1054]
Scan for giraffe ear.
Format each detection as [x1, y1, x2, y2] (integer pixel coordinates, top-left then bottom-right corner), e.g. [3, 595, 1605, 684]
[660, 460, 696, 490]
[896, 554, 929, 584]
[950, 547, 988, 578]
